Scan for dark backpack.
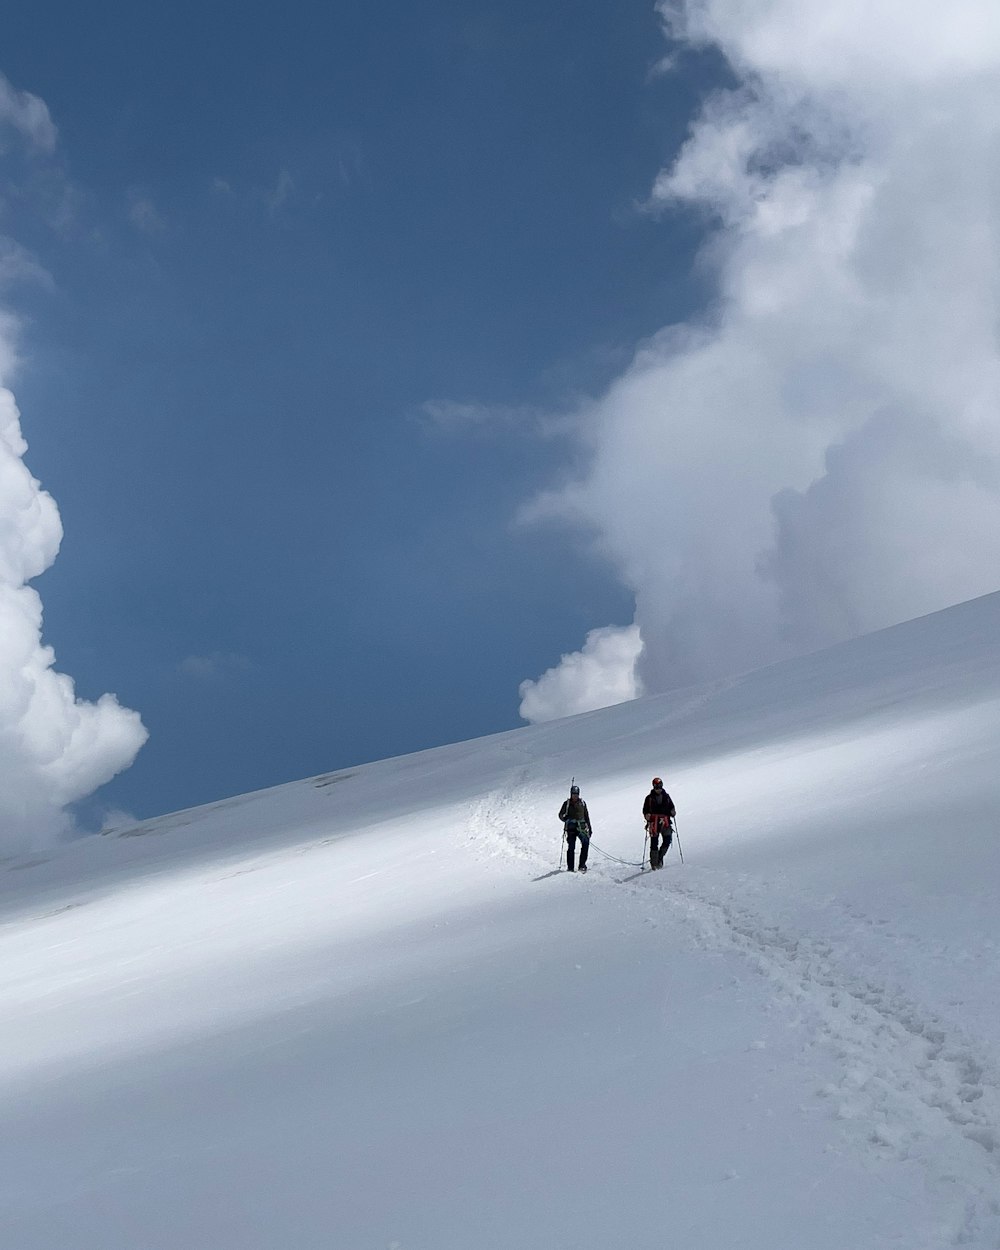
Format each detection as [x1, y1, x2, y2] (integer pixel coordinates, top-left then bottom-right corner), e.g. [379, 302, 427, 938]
[564, 797, 585, 820]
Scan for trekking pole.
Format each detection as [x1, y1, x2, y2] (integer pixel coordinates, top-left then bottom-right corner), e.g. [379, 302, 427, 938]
[672, 816, 684, 864]
[641, 821, 649, 870]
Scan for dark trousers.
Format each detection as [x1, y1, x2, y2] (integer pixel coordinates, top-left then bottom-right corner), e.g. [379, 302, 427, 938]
[648, 816, 672, 867]
[565, 824, 589, 871]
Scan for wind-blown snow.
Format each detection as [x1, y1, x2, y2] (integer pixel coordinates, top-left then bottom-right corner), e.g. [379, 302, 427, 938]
[1, 591, 999, 1247]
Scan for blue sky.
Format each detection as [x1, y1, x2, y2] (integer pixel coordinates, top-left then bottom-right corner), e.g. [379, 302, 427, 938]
[5, 1, 1000, 842]
[2, 2, 721, 823]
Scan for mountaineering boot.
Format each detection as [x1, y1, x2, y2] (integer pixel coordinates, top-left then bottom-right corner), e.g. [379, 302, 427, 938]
[579, 864, 587, 874]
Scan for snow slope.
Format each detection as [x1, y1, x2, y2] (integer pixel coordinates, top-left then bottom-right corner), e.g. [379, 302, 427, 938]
[2, 592, 999, 1249]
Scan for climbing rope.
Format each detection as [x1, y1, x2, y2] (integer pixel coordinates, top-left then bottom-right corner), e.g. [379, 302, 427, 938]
[585, 838, 645, 869]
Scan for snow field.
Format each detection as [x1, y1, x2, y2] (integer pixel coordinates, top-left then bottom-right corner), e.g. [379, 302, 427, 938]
[0, 592, 999, 1247]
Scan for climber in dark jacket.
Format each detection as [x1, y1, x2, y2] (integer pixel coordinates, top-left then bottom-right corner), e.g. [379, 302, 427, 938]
[558, 785, 592, 873]
[643, 777, 676, 870]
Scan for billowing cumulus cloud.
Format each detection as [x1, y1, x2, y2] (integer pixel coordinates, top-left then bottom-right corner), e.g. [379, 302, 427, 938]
[0, 77, 146, 851]
[520, 0, 1000, 720]
[518, 624, 643, 724]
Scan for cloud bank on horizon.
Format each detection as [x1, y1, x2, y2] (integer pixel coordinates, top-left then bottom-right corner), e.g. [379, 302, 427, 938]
[519, 0, 1000, 722]
[0, 75, 146, 850]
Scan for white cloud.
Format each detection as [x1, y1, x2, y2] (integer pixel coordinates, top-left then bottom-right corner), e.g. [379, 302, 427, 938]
[660, 0, 1000, 89]
[265, 168, 295, 216]
[419, 399, 547, 435]
[178, 652, 252, 680]
[0, 385, 148, 850]
[0, 72, 57, 153]
[0, 239, 55, 293]
[519, 624, 643, 723]
[126, 188, 166, 235]
[520, 0, 1000, 706]
[0, 78, 147, 852]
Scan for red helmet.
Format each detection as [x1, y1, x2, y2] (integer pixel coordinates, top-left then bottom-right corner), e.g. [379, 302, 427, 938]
[652, 777, 663, 788]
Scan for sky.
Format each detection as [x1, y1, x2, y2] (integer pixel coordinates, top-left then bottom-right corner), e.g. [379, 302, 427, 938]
[3, 0, 1000, 844]
[2, 589, 999, 1246]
